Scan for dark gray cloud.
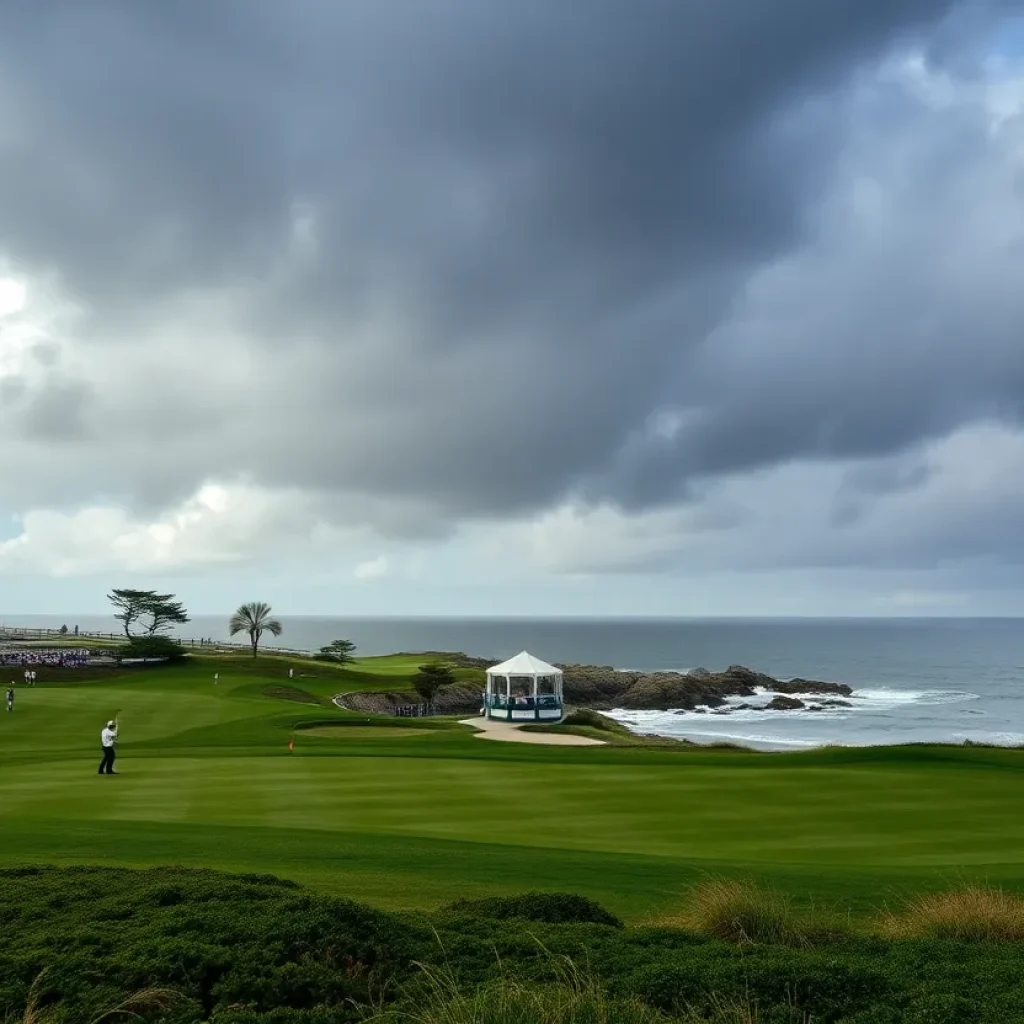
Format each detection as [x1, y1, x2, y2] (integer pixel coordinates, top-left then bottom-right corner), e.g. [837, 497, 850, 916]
[0, 0, 1020, 537]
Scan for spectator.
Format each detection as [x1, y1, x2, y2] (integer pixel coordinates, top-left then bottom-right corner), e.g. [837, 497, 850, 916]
[0, 648, 89, 668]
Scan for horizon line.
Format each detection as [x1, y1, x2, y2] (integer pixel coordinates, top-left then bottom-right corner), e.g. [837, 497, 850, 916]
[2, 613, 1023, 622]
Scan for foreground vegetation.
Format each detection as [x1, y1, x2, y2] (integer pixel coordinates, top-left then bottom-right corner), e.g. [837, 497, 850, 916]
[6, 866, 1024, 1022]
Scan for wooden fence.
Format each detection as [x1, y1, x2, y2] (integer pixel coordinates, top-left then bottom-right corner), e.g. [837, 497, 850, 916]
[0, 625, 310, 655]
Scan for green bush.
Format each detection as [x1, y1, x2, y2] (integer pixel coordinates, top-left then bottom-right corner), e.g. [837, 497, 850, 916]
[372, 959, 667, 1024]
[561, 710, 621, 732]
[117, 635, 188, 662]
[8, 867, 1024, 1023]
[442, 892, 623, 928]
[0, 866, 420, 1023]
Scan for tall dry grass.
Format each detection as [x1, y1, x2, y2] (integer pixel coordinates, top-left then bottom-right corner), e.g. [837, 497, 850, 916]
[878, 884, 1024, 941]
[678, 993, 813, 1023]
[10, 968, 180, 1024]
[655, 878, 849, 946]
[366, 953, 667, 1023]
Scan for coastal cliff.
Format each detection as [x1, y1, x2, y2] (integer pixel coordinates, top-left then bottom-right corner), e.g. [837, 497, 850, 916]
[557, 662, 851, 710]
[339, 657, 852, 715]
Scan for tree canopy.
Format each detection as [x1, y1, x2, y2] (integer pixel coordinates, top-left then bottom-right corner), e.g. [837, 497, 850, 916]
[412, 662, 456, 709]
[229, 602, 283, 658]
[314, 639, 357, 664]
[108, 589, 190, 639]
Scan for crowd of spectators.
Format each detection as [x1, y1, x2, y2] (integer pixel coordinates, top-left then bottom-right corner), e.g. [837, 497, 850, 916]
[0, 648, 90, 668]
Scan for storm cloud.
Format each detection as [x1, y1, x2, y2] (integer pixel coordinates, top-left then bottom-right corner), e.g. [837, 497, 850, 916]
[1, 0, 1024, 604]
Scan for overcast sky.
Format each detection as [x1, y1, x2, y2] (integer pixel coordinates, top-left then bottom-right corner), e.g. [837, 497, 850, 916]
[2, 1, 1024, 618]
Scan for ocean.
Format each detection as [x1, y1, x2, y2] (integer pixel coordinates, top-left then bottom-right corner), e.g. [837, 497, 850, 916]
[6, 614, 1024, 750]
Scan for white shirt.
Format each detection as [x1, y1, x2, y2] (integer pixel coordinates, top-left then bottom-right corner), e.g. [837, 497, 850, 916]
[101, 726, 117, 747]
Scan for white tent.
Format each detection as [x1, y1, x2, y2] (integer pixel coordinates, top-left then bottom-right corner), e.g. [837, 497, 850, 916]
[488, 651, 562, 677]
[484, 651, 564, 721]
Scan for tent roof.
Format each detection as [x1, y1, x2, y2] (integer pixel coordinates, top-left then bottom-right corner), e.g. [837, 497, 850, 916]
[487, 651, 562, 676]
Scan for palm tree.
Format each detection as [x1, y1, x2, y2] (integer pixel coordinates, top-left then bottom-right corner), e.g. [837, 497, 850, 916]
[229, 602, 283, 658]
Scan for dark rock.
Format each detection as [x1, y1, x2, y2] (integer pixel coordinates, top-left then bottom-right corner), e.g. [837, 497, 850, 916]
[340, 684, 481, 716]
[770, 678, 854, 697]
[556, 663, 851, 711]
[766, 695, 805, 711]
[816, 698, 853, 708]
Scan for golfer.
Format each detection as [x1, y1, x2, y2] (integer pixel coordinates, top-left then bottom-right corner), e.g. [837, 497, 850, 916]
[98, 719, 119, 775]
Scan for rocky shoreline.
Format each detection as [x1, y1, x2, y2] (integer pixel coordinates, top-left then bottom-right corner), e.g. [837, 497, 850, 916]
[338, 656, 853, 716]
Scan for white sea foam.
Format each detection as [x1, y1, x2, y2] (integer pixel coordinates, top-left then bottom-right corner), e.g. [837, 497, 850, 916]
[852, 687, 979, 706]
[605, 680, 990, 751]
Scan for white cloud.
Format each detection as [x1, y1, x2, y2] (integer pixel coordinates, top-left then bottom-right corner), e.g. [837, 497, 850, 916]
[353, 556, 388, 580]
[0, 276, 26, 317]
[0, 480, 375, 576]
[881, 589, 969, 609]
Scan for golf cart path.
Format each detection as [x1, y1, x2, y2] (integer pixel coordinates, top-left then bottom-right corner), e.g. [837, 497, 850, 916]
[459, 717, 605, 746]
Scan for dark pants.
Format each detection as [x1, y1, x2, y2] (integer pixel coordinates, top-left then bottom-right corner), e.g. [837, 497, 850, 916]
[98, 746, 116, 774]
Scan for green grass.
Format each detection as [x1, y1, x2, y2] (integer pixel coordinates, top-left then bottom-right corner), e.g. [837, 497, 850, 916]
[5, 652, 1024, 920]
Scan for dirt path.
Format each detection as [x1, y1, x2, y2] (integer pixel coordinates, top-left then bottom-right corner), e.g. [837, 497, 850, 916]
[459, 717, 605, 746]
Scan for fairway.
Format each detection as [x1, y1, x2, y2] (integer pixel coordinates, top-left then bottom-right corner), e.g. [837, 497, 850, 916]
[302, 724, 436, 738]
[3, 652, 1024, 920]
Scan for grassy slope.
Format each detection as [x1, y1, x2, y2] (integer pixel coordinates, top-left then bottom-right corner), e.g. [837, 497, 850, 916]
[2, 652, 1024, 920]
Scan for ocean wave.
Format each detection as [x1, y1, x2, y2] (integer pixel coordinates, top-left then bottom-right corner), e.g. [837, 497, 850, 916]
[852, 688, 980, 707]
[685, 733, 822, 749]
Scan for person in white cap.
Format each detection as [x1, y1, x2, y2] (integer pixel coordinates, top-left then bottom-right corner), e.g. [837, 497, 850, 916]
[98, 719, 119, 775]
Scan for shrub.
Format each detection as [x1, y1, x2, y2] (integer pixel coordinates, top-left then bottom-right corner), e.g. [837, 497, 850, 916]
[561, 710, 622, 733]
[442, 893, 623, 928]
[662, 879, 849, 947]
[117, 636, 187, 662]
[674, 880, 792, 945]
[879, 885, 1024, 942]
[0, 866, 421, 1023]
[629, 949, 889, 1022]
[371, 955, 664, 1024]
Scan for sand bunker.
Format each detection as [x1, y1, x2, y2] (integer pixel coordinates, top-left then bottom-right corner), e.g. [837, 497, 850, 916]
[459, 717, 605, 746]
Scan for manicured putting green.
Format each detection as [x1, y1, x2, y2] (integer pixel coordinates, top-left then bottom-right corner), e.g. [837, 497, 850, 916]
[2, 651, 1024, 919]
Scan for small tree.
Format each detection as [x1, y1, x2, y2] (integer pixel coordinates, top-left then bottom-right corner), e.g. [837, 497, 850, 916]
[315, 639, 357, 664]
[58, 624, 68, 635]
[412, 662, 456, 712]
[108, 588, 190, 638]
[229, 602, 283, 658]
